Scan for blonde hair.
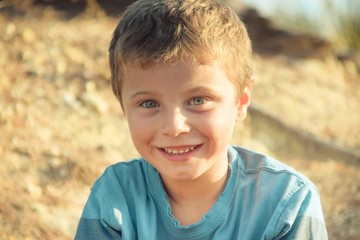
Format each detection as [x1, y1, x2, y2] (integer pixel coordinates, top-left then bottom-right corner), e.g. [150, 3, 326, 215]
[109, 0, 252, 104]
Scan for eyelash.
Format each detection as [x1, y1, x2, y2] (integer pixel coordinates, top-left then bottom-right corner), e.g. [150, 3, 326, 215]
[189, 96, 206, 105]
[139, 96, 207, 109]
[140, 100, 159, 108]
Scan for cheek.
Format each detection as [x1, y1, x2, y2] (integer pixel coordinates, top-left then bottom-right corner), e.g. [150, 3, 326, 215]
[195, 108, 236, 139]
[127, 116, 151, 146]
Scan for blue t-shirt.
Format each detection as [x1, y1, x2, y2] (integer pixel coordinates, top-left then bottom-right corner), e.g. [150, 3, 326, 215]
[75, 146, 328, 239]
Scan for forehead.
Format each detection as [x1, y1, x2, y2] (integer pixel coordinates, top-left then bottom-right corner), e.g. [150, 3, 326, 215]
[121, 60, 237, 98]
[123, 60, 220, 83]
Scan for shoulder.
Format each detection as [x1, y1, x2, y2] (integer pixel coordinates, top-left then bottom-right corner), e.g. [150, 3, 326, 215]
[229, 145, 321, 212]
[91, 158, 153, 198]
[229, 146, 327, 238]
[76, 159, 153, 239]
[230, 146, 315, 187]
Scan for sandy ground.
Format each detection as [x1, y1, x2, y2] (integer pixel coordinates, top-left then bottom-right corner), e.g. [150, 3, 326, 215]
[0, 4, 359, 240]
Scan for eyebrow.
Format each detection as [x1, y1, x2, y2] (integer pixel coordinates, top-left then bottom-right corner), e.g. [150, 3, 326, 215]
[184, 86, 221, 95]
[130, 91, 158, 99]
[129, 86, 221, 100]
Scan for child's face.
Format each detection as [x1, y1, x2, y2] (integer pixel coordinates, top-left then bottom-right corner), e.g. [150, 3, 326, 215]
[121, 60, 250, 182]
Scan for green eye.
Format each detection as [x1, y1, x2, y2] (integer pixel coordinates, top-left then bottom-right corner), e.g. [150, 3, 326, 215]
[191, 97, 206, 105]
[141, 100, 159, 108]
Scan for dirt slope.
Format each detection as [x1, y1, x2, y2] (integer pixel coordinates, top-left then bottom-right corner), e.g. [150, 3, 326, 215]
[0, 4, 359, 239]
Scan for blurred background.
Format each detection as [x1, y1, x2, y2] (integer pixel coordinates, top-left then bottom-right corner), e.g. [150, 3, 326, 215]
[0, 0, 359, 239]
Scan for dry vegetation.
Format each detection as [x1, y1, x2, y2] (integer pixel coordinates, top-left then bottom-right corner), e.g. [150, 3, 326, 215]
[0, 2, 359, 239]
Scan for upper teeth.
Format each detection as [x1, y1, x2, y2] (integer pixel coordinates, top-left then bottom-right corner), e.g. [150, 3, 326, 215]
[164, 146, 195, 154]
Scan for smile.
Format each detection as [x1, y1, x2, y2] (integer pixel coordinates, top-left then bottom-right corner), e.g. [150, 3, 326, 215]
[162, 145, 198, 155]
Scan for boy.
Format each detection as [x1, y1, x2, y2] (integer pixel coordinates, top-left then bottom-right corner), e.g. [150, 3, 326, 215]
[75, 0, 328, 239]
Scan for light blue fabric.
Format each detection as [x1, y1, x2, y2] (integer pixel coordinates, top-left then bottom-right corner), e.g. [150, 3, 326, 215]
[75, 146, 328, 239]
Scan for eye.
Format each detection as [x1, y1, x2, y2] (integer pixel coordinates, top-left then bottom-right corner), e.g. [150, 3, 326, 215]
[140, 100, 159, 108]
[189, 97, 206, 105]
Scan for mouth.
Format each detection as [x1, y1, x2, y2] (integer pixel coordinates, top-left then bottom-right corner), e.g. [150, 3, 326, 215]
[161, 145, 200, 155]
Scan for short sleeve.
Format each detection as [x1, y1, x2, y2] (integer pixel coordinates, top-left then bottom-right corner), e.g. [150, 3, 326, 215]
[274, 183, 328, 240]
[74, 190, 122, 240]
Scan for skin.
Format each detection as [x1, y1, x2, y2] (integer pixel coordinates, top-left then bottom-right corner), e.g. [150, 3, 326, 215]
[121, 59, 251, 225]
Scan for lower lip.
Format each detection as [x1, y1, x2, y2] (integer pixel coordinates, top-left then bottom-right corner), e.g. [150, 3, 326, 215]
[158, 145, 201, 162]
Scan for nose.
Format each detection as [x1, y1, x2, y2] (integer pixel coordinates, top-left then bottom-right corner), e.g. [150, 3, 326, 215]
[161, 108, 190, 137]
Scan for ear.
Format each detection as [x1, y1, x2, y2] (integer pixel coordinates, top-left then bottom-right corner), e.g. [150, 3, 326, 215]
[236, 78, 254, 121]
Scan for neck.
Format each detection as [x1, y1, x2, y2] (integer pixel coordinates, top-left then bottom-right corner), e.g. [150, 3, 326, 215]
[164, 169, 229, 204]
[161, 159, 229, 225]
